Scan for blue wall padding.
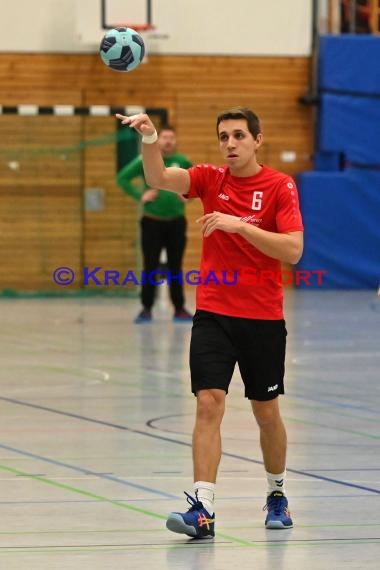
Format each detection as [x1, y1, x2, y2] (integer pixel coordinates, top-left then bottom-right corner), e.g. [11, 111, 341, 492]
[296, 171, 380, 289]
[319, 35, 380, 96]
[313, 151, 342, 171]
[319, 93, 380, 165]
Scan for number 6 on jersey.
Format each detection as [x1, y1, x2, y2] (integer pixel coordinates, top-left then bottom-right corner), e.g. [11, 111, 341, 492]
[252, 191, 263, 210]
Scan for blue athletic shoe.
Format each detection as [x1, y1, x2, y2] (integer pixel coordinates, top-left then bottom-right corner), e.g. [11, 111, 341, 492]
[166, 492, 215, 539]
[134, 309, 152, 324]
[264, 491, 293, 529]
[173, 309, 193, 322]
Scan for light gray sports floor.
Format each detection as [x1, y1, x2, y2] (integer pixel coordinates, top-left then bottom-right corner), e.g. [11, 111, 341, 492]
[0, 289, 379, 569]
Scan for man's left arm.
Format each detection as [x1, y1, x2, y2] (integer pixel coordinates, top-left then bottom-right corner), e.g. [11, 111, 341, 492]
[197, 177, 304, 264]
[266, 177, 304, 263]
[239, 225, 303, 264]
[198, 213, 303, 264]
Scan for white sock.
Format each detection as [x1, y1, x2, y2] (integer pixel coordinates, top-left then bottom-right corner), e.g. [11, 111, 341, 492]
[266, 470, 286, 496]
[194, 481, 215, 514]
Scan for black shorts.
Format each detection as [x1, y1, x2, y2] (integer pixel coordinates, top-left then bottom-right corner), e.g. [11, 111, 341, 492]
[190, 310, 287, 401]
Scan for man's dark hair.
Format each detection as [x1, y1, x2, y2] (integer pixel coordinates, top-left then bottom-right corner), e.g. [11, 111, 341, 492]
[159, 124, 176, 133]
[216, 107, 261, 139]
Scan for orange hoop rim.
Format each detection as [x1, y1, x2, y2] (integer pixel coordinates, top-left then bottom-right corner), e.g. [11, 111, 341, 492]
[116, 23, 155, 33]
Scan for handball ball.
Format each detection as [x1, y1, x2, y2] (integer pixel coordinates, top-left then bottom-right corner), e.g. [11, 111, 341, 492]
[99, 27, 145, 72]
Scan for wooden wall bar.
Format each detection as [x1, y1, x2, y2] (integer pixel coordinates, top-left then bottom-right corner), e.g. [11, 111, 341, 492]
[0, 53, 312, 291]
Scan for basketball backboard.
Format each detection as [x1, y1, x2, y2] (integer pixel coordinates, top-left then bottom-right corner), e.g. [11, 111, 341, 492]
[75, 0, 154, 45]
[101, 0, 152, 29]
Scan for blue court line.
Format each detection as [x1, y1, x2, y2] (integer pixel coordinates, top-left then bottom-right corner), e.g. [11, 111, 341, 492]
[302, 468, 380, 472]
[286, 391, 380, 416]
[0, 442, 177, 500]
[1, 396, 380, 496]
[147, 414, 380, 444]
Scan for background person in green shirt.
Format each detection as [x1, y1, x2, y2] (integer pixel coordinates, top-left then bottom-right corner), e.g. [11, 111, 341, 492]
[117, 125, 193, 323]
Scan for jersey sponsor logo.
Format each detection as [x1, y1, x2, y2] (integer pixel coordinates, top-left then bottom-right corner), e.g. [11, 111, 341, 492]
[240, 215, 262, 226]
[218, 193, 230, 201]
[268, 384, 278, 392]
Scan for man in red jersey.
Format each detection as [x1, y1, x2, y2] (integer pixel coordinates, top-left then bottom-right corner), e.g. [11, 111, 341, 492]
[116, 107, 304, 538]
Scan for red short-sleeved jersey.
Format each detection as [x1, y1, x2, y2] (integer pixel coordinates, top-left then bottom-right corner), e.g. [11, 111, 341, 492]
[187, 164, 304, 319]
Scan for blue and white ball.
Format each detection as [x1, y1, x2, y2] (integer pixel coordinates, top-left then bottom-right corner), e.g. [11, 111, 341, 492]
[99, 27, 145, 72]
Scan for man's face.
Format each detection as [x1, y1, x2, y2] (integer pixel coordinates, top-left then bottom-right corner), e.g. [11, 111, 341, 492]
[217, 119, 262, 172]
[158, 129, 177, 155]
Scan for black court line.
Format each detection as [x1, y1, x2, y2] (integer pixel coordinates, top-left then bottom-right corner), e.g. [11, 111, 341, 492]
[1, 396, 380, 496]
[261, 537, 380, 542]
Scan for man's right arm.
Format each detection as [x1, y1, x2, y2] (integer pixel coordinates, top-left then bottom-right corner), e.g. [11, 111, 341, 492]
[116, 156, 144, 201]
[116, 113, 190, 196]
